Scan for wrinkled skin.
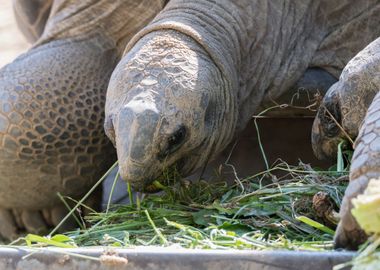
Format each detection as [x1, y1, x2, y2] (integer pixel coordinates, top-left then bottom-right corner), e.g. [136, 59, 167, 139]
[105, 30, 234, 190]
[312, 37, 380, 249]
[1, 0, 380, 249]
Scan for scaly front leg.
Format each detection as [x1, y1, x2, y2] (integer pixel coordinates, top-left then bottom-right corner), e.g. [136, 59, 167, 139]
[0, 0, 164, 240]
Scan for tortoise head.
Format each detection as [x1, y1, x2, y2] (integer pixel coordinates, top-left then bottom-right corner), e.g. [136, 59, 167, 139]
[312, 83, 345, 160]
[105, 30, 234, 191]
[312, 69, 379, 160]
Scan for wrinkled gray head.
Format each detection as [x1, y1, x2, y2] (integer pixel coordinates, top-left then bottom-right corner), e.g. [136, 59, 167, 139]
[105, 30, 235, 191]
[312, 70, 379, 160]
[311, 84, 344, 160]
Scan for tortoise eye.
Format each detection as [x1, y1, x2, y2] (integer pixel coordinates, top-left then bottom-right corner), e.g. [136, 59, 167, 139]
[321, 95, 342, 138]
[158, 125, 187, 160]
[168, 125, 186, 148]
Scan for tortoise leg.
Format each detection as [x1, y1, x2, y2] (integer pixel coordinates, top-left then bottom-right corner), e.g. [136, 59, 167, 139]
[335, 90, 380, 249]
[0, 207, 53, 241]
[0, 188, 102, 241]
[312, 37, 380, 249]
[0, 209, 19, 241]
[0, 206, 76, 241]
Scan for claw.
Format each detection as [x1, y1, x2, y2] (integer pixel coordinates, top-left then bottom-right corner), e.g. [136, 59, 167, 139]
[334, 222, 367, 250]
[0, 209, 18, 241]
[20, 210, 48, 235]
[0, 204, 84, 241]
[50, 205, 77, 232]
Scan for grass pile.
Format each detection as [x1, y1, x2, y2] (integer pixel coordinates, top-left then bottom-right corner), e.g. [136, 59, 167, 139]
[16, 103, 353, 252]
[58, 158, 349, 251]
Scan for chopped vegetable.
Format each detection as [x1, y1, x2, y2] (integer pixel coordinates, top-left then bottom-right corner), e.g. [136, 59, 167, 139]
[352, 179, 380, 234]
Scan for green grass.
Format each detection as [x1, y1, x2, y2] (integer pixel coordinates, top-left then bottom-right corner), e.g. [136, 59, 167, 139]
[13, 103, 354, 252]
[48, 160, 348, 251]
[15, 120, 353, 251]
[8, 97, 380, 268]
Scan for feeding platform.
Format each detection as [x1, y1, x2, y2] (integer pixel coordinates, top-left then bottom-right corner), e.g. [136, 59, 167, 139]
[0, 247, 354, 270]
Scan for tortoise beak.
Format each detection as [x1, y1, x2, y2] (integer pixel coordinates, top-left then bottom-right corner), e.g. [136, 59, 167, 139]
[113, 104, 160, 186]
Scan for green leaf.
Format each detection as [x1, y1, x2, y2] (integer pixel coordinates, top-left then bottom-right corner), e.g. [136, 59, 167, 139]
[25, 234, 77, 248]
[220, 190, 234, 203]
[211, 201, 237, 215]
[240, 203, 280, 217]
[192, 209, 217, 226]
[218, 222, 252, 235]
[296, 216, 335, 235]
[51, 234, 72, 243]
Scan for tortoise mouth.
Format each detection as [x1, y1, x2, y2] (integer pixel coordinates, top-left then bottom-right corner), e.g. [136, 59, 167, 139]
[128, 159, 186, 193]
[312, 115, 343, 160]
[312, 87, 344, 160]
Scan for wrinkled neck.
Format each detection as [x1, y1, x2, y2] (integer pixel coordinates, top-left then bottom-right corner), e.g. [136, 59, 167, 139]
[125, 0, 247, 90]
[36, 0, 166, 55]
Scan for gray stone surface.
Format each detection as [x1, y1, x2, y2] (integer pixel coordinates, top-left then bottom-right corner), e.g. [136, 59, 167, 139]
[0, 247, 354, 270]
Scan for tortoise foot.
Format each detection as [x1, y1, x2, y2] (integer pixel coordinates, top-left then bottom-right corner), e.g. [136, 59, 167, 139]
[0, 205, 76, 241]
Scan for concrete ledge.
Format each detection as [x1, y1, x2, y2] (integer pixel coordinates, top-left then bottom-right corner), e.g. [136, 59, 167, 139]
[0, 247, 354, 270]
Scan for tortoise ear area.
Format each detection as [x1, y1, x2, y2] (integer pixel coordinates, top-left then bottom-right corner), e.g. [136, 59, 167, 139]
[202, 93, 216, 131]
[204, 102, 214, 128]
[104, 115, 116, 147]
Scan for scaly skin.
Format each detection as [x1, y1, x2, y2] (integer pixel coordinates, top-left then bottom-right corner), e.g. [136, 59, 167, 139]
[0, 0, 165, 239]
[312, 37, 380, 249]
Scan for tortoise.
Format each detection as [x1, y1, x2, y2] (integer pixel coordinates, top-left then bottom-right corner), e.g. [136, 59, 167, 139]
[0, 0, 379, 250]
[312, 37, 380, 249]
